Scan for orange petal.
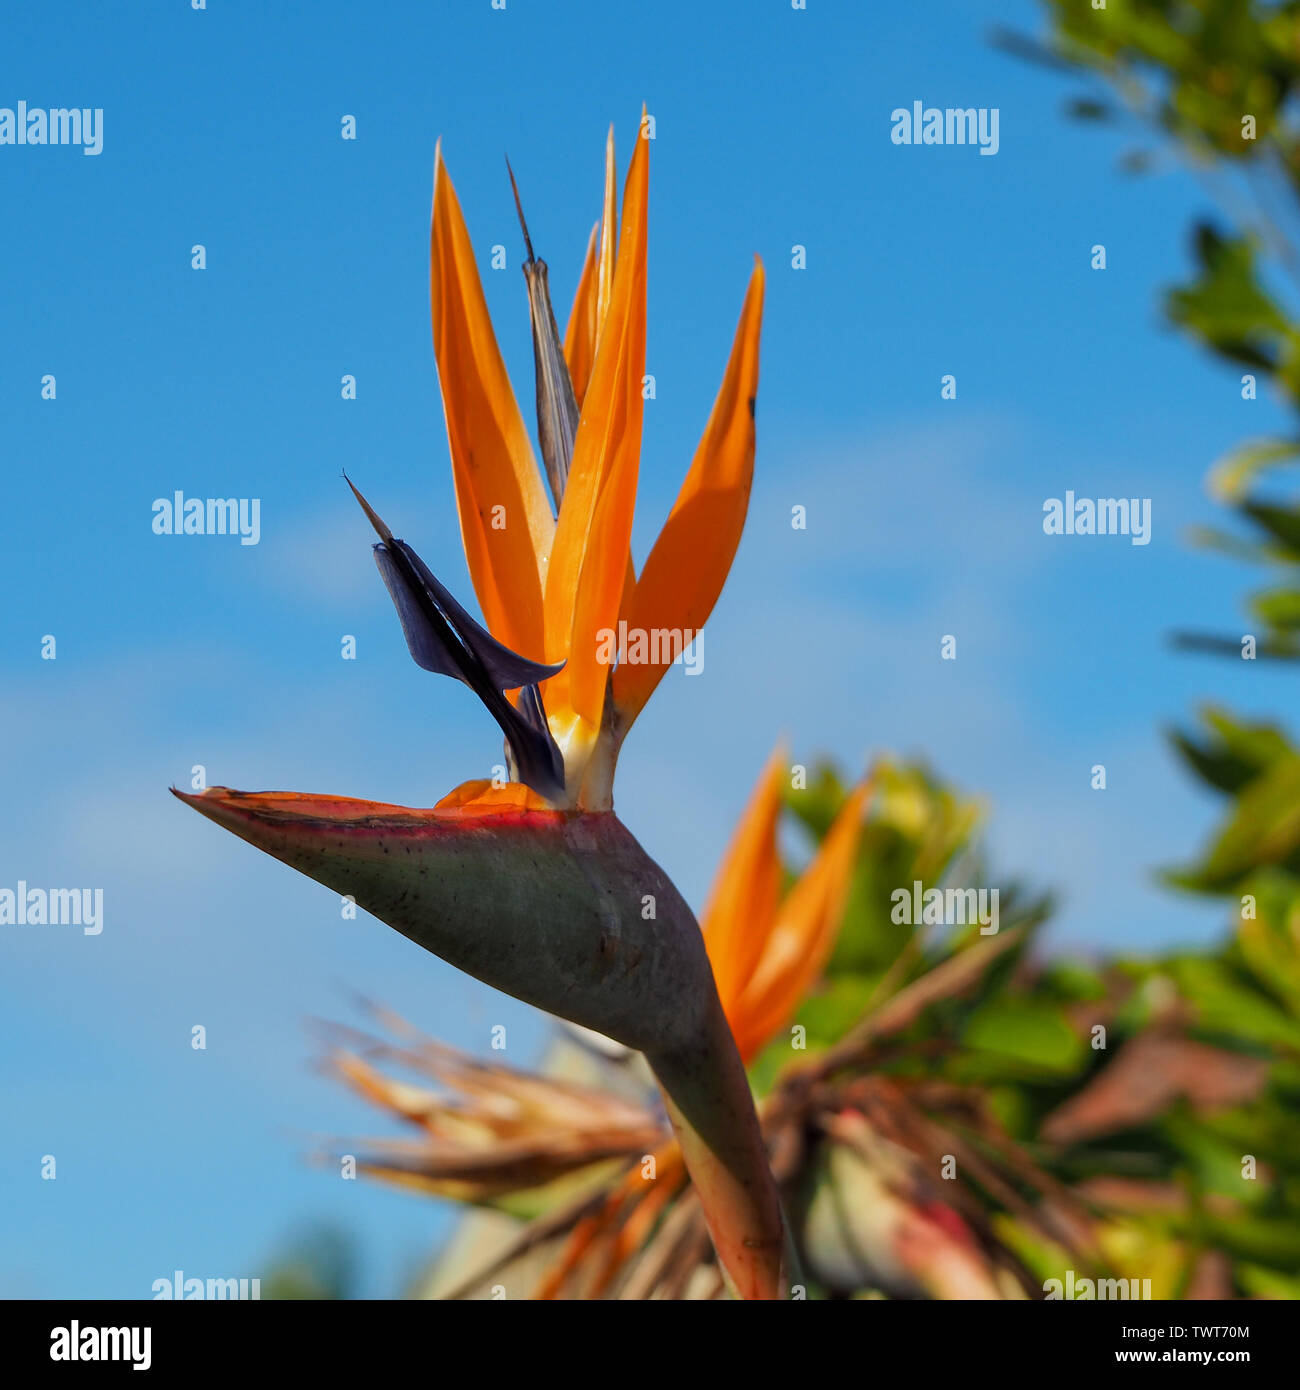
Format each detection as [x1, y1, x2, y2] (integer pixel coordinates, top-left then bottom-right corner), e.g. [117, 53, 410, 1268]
[431, 143, 555, 659]
[700, 743, 785, 1019]
[564, 222, 600, 405]
[589, 123, 633, 691]
[534, 1210, 608, 1300]
[544, 123, 648, 737]
[588, 1149, 686, 1296]
[595, 124, 617, 345]
[611, 260, 765, 729]
[732, 776, 870, 1062]
[433, 778, 556, 814]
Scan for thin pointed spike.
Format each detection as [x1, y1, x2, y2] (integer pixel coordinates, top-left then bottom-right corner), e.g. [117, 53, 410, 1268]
[507, 161, 581, 512]
[505, 155, 536, 265]
[344, 472, 394, 543]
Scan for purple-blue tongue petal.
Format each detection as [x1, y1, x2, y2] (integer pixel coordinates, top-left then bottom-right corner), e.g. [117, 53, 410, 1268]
[347, 475, 566, 801]
[386, 540, 563, 690]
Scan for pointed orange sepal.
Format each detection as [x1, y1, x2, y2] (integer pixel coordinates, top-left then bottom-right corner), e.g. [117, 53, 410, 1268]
[431, 143, 555, 660]
[612, 260, 765, 730]
[700, 742, 786, 1018]
[595, 123, 617, 345]
[564, 222, 600, 406]
[730, 777, 870, 1062]
[544, 124, 649, 738]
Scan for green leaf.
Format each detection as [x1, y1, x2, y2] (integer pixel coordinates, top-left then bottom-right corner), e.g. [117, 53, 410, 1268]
[1168, 752, 1300, 889]
[1209, 438, 1300, 501]
[1238, 1263, 1300, 1298]
[1167, 229, 1294, 382]
[1250, 585, 1300, 632]
[1169, 956, 1300, 1051]
[1167, 706, 1294, 795]
[1241, 499, 1300, 556]
[959, 998, 1086, 1077]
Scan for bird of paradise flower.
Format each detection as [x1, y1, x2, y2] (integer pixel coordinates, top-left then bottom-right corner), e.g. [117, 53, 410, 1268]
[177, 115, 792, 1298]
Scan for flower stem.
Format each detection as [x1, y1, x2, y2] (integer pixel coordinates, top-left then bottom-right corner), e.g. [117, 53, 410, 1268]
[647, 993, 787, 1300]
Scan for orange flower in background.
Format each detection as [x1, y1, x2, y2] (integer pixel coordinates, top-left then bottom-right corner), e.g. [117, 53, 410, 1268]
[703, 745, 871, 1063]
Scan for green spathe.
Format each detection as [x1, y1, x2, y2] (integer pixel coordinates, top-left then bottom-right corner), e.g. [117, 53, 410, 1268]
[174, 785, 787, 1298]
[175, 790, 709, 1053]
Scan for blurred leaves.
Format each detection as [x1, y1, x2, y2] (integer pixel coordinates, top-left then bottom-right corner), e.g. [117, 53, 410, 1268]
[261, 1226, 359, 1301]
[1167, 226, 1296, 381]
[1209, 440, 1300, 501]
[1027, 1, 1300, 658]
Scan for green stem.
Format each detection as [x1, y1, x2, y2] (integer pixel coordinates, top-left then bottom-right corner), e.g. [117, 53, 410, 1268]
[647, 993, 787, 1300]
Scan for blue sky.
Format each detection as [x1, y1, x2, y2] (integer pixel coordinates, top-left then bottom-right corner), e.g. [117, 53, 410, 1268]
[1, 0, 1290, 1298]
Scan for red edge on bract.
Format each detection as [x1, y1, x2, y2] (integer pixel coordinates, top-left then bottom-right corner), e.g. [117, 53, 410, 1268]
[170, 780, 566, 831]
